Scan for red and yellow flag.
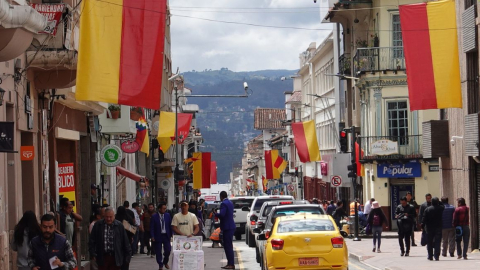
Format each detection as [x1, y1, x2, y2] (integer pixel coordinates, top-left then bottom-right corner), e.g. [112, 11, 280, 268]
[76, 0, 167, 109]
[399, 0, 461, 111]
[262, 175, 268, 191]
[157, 112, 193, 153]
[292, 120, 321, 163]
[193, 152, 211, 189]
[135, 111, 149, 156]
[210, 161, 217, 185]
[265, 150, 287, 179]
[355, 142, 364, 177]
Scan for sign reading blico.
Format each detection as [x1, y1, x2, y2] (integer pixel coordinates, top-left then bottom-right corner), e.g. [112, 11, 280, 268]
[371, 140, 399, 156]
[57, 163, 77, 212]
[101, 144, 123, 167]
[377, 162, 422, 178]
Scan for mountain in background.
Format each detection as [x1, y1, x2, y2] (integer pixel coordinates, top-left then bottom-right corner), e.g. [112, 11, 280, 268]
[183, 69, 296, 183]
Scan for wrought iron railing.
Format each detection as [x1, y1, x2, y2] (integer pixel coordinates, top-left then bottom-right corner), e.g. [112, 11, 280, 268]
[357, 135, 423, 161]
[353, 47, 405, 74]
[338, 53, 351, 75]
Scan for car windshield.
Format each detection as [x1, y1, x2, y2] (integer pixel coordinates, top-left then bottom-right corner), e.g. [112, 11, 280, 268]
[254, 198, 291, 211]
[276, 219, 335, 233]
[232, 199, 254, 209]
[274, 208, 322, 217]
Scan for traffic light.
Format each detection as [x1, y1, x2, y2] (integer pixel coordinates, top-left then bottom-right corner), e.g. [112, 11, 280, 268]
[347, 163, 357, 178]
[340, 130, 348, 153]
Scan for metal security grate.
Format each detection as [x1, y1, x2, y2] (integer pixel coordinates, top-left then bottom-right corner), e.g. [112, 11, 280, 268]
[462, 5, 477, 53]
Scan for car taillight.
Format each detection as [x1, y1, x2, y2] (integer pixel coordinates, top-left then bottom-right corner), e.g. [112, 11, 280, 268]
[271, 239, 284, 250]
[265, 231, 270, 239]
[214, 217, 219, 222]
[250, 220, 256, 225]
[331, 237, 344, 248]
[279, 201, 293, 205]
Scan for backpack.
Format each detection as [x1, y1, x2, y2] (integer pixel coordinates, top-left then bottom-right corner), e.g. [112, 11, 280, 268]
[373, 214, 381, 226]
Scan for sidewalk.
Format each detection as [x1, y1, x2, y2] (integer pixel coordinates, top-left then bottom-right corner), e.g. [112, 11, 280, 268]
[347, 231, 480, 270]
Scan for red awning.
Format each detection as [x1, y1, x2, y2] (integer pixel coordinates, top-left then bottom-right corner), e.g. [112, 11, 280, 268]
[116, 166, 149, 186]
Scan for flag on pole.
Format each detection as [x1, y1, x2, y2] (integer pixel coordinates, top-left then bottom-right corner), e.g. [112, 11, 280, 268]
[265, 150, 286, 179]
[193, 152, 211, 189]
[399, 0, 462, 111]
[157, 112, 193, 153]
[210, 161, 217, 185]
[76, 0, 167, 109]
[262, 175, 268, 191]
[135, 109, 149, 156]
[355, 142, 364, 177]
[292, 120, 321, 163]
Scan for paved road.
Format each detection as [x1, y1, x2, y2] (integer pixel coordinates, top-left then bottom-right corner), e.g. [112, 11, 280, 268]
[130, 234, 375, 270]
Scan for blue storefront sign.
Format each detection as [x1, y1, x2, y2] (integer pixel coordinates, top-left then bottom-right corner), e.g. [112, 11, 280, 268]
[377, 162, 422, 178]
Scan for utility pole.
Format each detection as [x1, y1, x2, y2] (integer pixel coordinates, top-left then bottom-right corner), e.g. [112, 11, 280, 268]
[350, 126, 361, 241]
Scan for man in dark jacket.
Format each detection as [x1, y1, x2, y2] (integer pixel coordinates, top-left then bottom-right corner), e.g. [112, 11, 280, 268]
[418, 193, 432, 232]
[89, 206, 131, 270]
[28, 214, 77, 270]
[406, 192, 419, 246]
[151, 202, 172, 270]
[395, 197, 415, 257]
[216, 191, 236, 269]
[422, 197, 444, 261]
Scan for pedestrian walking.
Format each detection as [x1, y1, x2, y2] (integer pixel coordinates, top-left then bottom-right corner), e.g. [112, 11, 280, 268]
[453, 197, 470, 260]
[89, 206, 132, 270]
[116, 206, 135, 270]
[332, 201, 347, 229]
[364, 198, 375, 216]
[129, 203, 141, 255]
[12, 211, 41, 270]
[440, 196, 455, 257]
[90, 206, 105, 233]
[151, 202, 172, 270]
[326, 200, 336, 216]
[172, 201, 199, 237]
[422, 197, 444, 261]
[395, 196, 415, 257]
[216, 191, 236, 270]
[367, 201, 388, 253]
[139, 204, 147, 254]
[406, 192, 419, 246]
[141, 203, 155, 257]
[28, 214, 77, 270]
[418, 193, 432, 233]
[59, 197, 83, 249]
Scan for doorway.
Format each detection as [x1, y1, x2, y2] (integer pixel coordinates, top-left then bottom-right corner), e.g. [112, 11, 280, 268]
[390, 178, 414, 230]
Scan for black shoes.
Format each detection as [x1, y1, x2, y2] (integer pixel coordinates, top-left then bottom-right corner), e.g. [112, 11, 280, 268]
[412, 243, 417, 246]
[405, 253, 409, 257]
[401, 252, 405, 256]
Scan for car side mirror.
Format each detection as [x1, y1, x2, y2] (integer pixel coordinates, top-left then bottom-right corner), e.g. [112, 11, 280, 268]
[241, 206, 250, 211]
[250, 215, 258, 222]
[340, 231, 348, 238]
[253, 227, 261, 233]
[257, 234, 267, 241]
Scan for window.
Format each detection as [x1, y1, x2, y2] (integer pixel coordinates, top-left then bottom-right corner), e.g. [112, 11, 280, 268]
[231, 199, 254, 209]
[387, 101, 408, 145]
[276, 219, 335, 233]
[392, 14, 404, 58]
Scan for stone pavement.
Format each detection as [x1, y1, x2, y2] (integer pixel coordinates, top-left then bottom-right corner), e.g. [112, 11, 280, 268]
[347, 231, 480, 270]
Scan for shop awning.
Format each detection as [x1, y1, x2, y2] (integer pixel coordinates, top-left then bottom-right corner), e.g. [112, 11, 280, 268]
[116, 166, 149, 186]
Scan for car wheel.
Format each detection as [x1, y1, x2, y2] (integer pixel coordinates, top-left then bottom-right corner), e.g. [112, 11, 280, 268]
[248, 231, 256, 248]
[256, 247, 260, 263]
[235, 232, 242, 241]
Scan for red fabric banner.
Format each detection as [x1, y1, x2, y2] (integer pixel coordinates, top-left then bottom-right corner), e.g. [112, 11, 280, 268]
[210, 161, 217, 185]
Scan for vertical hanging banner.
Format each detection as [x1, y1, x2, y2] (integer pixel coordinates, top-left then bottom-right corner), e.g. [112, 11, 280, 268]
[157, 112, 193, 153]
[265, 150, 287, 179]
[76, 0, 167, 109]
[31, 4, 65, 35]
[399, 0, 462, 111]
[193, 152, 211, 189]
[135, 109, 149, 156]
[292, 120, 321, 163]
[210, 161, 217, 185]
[57, 163, 77, 212]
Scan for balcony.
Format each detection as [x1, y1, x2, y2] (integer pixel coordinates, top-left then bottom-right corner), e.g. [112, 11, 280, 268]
[357, 135, 423, 162]
[338, 53, 351, 75]
[353, 47, 405, 75]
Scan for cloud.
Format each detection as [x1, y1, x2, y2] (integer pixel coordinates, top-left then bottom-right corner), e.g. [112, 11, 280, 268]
[170, 0, 332, 72]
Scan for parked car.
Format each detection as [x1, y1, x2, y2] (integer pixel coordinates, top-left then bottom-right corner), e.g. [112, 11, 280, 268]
[254, 203, 326, 266]
[258, 214, 349, 270]
[245, 195, 294, 248]
[229, 196, 255, 240]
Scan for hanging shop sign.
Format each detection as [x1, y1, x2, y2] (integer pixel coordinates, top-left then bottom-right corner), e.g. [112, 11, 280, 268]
[121, 141, 140, 153]
[100, 144, 123, 167]
[21, 146, 35, 161]
[371, 139, 399, 156]
[31, 4, 65, 35]
[57, 163, 77, 212]
[0, 122, 15, 153]
[377, 162, 422, 178]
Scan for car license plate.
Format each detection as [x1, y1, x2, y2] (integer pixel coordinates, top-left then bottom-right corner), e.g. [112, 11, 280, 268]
[236, 224, 240, 227]
[298, 258, 319, 266]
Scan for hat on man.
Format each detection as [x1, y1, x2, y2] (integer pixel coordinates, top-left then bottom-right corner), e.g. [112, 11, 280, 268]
[372, 201, 380, 209]
[180, 200, 189, 206]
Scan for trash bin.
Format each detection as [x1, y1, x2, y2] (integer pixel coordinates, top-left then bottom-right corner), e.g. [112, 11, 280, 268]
[348, 215, 357, 235]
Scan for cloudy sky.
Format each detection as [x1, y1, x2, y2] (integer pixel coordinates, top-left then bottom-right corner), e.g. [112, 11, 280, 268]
[169, 0, 333, 72]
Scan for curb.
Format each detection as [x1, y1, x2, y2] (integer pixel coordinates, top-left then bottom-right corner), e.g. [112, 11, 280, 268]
[349, 252, 382, 270]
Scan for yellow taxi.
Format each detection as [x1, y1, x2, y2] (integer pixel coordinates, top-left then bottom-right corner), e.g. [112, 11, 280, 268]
[259, 213, 348, 270]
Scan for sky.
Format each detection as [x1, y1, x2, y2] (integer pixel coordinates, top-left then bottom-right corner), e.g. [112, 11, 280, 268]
[169, 0, 333, 72]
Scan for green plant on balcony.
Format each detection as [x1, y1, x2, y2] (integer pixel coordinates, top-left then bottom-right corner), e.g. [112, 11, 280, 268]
[355, 38, 368, 48]
[357, 57, 369, 71]
[343, 56, 352, 74]
[108, 104, 121, 119]
[130, 106, 143, 121]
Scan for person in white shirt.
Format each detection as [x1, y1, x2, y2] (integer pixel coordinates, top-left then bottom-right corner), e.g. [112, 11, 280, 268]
[364, 198, 375, 216]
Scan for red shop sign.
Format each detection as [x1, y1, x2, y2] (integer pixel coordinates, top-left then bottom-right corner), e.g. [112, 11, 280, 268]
[121, 141, 140, 153]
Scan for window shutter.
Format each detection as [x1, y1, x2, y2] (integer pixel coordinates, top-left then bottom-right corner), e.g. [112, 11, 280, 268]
[462, 5, 477, 53]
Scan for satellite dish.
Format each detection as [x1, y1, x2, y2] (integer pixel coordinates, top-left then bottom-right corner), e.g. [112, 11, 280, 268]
[160, 179, 171, 190]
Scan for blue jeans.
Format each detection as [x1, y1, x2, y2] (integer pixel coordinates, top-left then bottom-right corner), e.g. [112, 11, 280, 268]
[372, 225, 383, 248]
[131, 230, 139, 254]
[223, 229, 235, 266]
[456, 226, 470, 258]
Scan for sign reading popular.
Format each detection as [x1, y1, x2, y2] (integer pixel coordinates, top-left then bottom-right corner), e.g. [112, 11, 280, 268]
[57, 163, 77, 212]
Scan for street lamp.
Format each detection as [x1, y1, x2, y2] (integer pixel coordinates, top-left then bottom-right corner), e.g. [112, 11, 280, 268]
[172, 76, 250, 205]
[325, 73, 360, 81]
